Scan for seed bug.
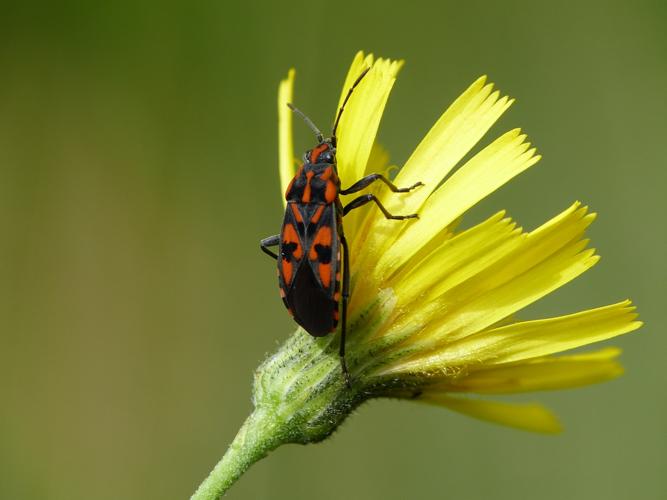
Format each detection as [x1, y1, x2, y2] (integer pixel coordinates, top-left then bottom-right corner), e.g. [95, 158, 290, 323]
[261, 68, 422, 385]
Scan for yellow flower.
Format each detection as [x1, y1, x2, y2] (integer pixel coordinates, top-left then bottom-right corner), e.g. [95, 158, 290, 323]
[192, 51, 642, 500]
[276, 51, 641, 434]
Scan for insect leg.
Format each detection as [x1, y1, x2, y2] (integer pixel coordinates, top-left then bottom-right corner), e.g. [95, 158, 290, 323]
[260, 234, 280, 260]
[341, 174, 423, 195]
[343, 194, 419, 220]
[340, 234, 351, 387]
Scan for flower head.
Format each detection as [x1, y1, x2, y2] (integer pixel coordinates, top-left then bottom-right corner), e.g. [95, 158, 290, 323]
[273, 51, 641, 434]
[192, 51, 641, 499]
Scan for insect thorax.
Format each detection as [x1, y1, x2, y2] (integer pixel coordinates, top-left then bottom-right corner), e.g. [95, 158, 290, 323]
[285, 161, 340, 205]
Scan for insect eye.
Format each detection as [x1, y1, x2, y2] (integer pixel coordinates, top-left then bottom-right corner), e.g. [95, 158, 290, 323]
[319, 152, 334, 163]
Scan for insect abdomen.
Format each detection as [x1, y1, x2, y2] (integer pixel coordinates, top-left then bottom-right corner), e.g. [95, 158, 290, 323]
[286, 262, 336, 336]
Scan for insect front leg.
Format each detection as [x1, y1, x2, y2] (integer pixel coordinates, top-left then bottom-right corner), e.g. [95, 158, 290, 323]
[340, 173, 423, 195]
[340, 234, 351, 388]
[343, 194, 419, 220]
[260, 234, 280, 260]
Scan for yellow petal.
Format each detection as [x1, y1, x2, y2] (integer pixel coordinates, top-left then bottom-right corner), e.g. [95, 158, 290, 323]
[335, 52, 403, 186]
[393, 76, 514, 212]
[381, 203, 597, 352]
[388, 210, 522, 306]
[365, 141, 391, 173]
[438, 347, 624, 394]
[379, 128, 540, 277]
[348, 77, 514, 275]
[418, 394, 562, 433]
[278, 68, 296, 207]
[433, 301, 641, 368]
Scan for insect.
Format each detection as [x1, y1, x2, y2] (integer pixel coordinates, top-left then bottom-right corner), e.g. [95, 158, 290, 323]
[260, 68, 422, 385]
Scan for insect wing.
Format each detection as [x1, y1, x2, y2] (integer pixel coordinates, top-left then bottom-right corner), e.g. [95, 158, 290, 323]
[279, 203, 341, 337]
[277, 203, 306, 294]
[305, 203, 340, 297]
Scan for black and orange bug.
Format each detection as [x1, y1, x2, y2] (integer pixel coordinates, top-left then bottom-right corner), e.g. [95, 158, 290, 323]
[261, 68, 422, 385]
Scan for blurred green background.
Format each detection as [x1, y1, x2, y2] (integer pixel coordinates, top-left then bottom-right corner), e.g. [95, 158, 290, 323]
[1, 1, 665, 499]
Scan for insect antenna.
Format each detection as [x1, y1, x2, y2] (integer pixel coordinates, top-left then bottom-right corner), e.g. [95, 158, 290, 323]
[287, 103, 324, 144]
[331, 66, 371, 140]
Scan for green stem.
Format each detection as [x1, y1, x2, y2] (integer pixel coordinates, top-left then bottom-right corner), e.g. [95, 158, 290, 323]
[191, 408, 280, 500]
[190, 329, 364, 498]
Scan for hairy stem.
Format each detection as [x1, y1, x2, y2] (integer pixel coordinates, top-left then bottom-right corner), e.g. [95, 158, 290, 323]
[190, 408, 280, 500]
[190, 329, 366, 498]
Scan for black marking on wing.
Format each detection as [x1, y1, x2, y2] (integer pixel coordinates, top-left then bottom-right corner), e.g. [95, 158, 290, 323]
[307, 203, 339, 294]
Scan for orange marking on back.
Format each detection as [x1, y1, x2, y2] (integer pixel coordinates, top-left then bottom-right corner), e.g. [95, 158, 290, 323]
[310, 143, 329, 163]
[309, 226, 332, 260]
[310, 205, 325, 224]
[282, 260, 293, 285]
[325, 180, 337, 203]
[332, 309, 339, 321]
[290, 203, 303, 223]
[318, 262, 332, 288]
[334, 291, 341, 301]
[320, 166, 333, 180]
[302, 171, 314, 203]
[282, 223, 302, 259]
[282, 223, 298, 242]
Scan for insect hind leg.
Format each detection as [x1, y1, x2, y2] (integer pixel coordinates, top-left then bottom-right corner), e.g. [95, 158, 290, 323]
[340, 173, 423, 195]
[340, 234, 351, 387]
